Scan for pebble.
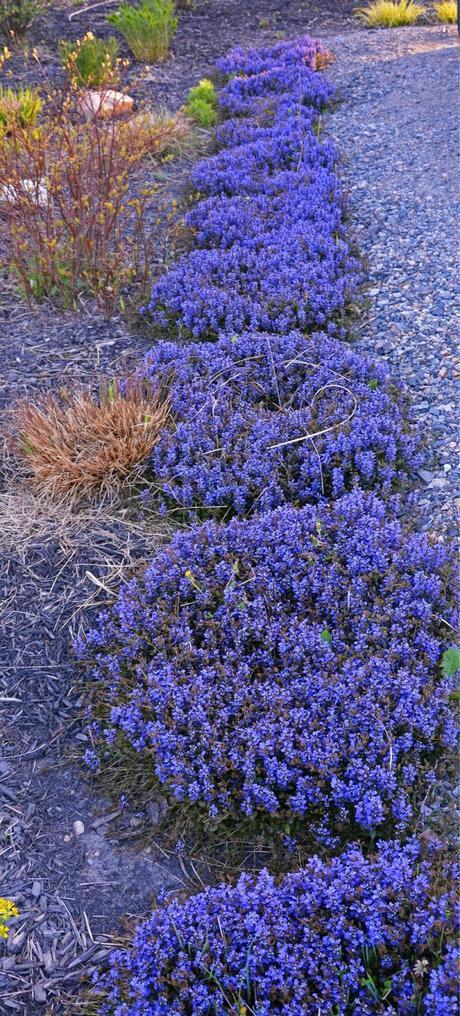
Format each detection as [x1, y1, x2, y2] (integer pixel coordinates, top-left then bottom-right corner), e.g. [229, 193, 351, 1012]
[324, 25, 459, 537]
[73, 820, 85, 837]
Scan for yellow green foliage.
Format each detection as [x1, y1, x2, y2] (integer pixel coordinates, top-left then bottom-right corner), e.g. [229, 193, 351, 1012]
[0, 85, 41, 135]
[434, 0, 457, 22]
[0, 899, 19, 940]
[355, 0, 425, 26]
[185, 78, 218, 127]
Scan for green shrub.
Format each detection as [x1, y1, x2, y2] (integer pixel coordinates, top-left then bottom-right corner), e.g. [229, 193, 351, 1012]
[0, 85, 41, 136]
[434, 0, 457, 22]
[0, 0, 44, 37]
[354, 0, 425, 25]
[107, 0, 177, 63]
[59, 32, 119, 88]
[185, 78, 218, 127]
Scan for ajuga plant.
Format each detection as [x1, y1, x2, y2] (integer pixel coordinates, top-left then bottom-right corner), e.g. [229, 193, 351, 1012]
[139, 329, 421, 522]
[107, 0, 177, 63]
[185, 78, 218, 127]
[146, 36, 355, 338]
[59, 32, 120, 88]
[78, 491, 457, 844]
[93, 840, 458, 1015]
[354, 0, 425, 27]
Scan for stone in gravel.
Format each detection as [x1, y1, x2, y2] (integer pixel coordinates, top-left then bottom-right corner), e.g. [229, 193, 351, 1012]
[73, 820, 85, 836]
[418, 469, 435, 483]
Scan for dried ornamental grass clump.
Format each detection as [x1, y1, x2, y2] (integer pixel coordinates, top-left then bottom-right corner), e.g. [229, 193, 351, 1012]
[94, 839, 458, 1015]
[140, 329, 421, 521]
[146, 36, 357, 338]
[78, 491, 457, 840]
[12, 382, 170, 496]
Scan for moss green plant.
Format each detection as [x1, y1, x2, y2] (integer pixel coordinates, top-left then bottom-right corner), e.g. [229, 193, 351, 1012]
[185, 78, 218, 127]
[355, 0, 425, 26]
[107, 0, 177, 63]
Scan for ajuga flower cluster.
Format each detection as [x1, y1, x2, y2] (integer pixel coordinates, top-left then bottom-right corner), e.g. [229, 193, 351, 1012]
[141, 329, 420, 520]
[83, 35, 458, 1014]
[80, 491, 456, 835]
[147, 36, 359, 338]
[95, 840, 458, 1015]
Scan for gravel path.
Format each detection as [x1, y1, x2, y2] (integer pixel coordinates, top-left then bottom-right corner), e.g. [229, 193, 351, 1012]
[323, 25, 459, 535]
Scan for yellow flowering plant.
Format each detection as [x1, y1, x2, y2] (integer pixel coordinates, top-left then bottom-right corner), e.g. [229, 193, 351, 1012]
[0, 898, 19, 940]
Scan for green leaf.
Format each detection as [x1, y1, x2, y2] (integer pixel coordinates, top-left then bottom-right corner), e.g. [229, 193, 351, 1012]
[367, 378, 378, 390]
[107, 379, 116, 403]
[321, 629, 332, 644]
[441, 647, 460, 679]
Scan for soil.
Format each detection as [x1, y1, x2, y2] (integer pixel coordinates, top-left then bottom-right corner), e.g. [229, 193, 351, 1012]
[4, 1, 358, 104]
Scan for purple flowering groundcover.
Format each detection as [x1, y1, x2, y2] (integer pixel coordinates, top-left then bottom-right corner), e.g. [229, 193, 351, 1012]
[78, 491, 456, 840]
[146, 35, 359, 339]
[82, 29, 458, 1016]
[140, 329, 420, 521]
[94, 839, 458, 1015]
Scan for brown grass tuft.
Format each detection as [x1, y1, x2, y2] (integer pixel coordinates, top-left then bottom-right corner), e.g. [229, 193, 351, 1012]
[10, 379, 170, 497]
[313, 50, 334, 71]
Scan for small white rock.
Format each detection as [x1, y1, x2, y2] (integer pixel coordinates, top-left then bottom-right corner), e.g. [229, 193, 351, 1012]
[73, 820, 85, 837]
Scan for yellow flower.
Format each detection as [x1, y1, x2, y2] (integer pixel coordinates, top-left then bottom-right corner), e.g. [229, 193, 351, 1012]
[0, 898, 19, 941]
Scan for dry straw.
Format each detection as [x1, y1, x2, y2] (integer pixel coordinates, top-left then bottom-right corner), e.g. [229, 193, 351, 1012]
[10, 379, 170, 497]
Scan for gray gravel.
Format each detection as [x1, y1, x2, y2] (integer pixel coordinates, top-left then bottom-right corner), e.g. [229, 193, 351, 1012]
[323, 25, 459, 534]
